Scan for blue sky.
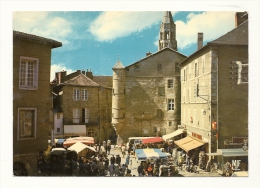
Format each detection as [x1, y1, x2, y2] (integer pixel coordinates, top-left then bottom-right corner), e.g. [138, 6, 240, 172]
[13, 11, 237, 80]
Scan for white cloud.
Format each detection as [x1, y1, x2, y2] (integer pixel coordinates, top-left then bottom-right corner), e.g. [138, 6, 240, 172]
[13, 12, 72, 43]
[88, 11, 164, 42]
[175, 11, 236, 49]
[50, 63, 74, 81]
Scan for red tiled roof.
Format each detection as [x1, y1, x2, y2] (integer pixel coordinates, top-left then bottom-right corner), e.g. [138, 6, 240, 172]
[13, 30, 62, 48]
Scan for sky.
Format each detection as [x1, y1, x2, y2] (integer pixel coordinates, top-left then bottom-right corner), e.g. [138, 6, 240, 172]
[13, 11, 237, 81]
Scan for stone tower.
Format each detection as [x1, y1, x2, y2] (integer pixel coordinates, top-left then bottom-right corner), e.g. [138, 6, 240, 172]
[158, 11, 177, 51]
[111, 59, 126, 143]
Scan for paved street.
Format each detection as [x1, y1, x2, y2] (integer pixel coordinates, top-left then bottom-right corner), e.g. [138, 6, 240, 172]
[107, 145, 222, 177]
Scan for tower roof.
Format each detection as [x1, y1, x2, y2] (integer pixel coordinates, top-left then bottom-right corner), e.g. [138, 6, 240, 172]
[113, 60, 125, 70]
[162, 11, 174, 24]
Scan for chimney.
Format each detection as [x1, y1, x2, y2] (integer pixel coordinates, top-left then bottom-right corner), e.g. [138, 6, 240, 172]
[86, 70, 93, 79]
[146, 51, 152, 57]
[235, 12, 248, 27]
[77, 70, 81, 75]
[82, 70, 85, 75]
[56, 70, 67, 84]
[197, 33, 203, 50]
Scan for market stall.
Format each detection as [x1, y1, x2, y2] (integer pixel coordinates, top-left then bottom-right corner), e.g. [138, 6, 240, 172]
[142, 137, 164, 144]
[63, 137, 95, 147]
[135, 149, 171, 161]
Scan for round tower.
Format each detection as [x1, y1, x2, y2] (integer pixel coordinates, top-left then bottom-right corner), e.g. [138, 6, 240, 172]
[158, 11, 177, 51]
[112, 59, 126, 141]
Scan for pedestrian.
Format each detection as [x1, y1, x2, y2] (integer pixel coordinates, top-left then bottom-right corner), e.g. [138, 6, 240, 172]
[98, 159, 105, 176]
[121, 144, 126, 158]
[118, 168, 124, 176]
[125, 169, 132, 177]
[107, 143, 111, 155]
[114, 163, 120, 176]
[85, 160, 92, 176]
[125, 154, 130, 168]
[186, 152, 190, 166]
[108, 163, 114, 176]
[226, 161, 232, 177]
[110, 155, 115, 165]
[137, 163, 144, 177]
[121, 164, 127, 175]
[146, 164, 153, 176]
[115, 154, 121, 166]
[129, 159, 132, 169]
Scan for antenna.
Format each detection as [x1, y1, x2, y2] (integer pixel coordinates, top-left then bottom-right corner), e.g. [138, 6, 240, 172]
[117, 54, 120, 61]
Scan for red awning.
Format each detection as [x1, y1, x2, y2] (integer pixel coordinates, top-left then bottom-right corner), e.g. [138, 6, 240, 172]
[142, 137, 164, 144]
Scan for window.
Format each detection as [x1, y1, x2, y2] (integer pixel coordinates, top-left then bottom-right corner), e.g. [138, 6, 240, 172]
[18, 108, 36, 139]
[57, 113, 60, 119]
[157, 64, 162, 72]
[168, 99, 174, 110]
[87, 128, 97, 137]
[183, 69, 186, 81]
[169, 122, 172, 126]
[84, 108, 89, 123]
[81, 89, 88, 101]
[195, 63, 198, 77]
[134, 65, 140, 72]
[57, 128, 60, 133]
[73, 108, 80, 123]
[73, 89, 80, 100]
[168, 79, 174, 88]
[19, 56, 38, 90]
[158, 87, 165, 96]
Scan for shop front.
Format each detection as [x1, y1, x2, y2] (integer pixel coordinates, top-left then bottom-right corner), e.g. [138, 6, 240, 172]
[206, 148, 248, 176]
[174, 135, 208, 169]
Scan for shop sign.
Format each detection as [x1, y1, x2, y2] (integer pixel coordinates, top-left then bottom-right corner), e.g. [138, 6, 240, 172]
[232, 160, 241, 171]
[192, 132, 202, 140]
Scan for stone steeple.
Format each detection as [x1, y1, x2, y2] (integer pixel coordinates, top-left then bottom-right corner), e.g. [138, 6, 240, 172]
[158, 11, 177, 51]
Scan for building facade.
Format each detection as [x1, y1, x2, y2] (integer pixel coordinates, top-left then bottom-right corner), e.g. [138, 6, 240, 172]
[179, 13, 248, 154]
[13, 31, 62, 176]
[112, 12, 187, 143]
[52, 70, 113, 143]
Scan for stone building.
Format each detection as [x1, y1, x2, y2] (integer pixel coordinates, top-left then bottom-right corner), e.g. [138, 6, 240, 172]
[178, 12, 248, 155]
[112, 11, 187, 143]
[52, 70, 113, 143]
[13, 31, 62, 175]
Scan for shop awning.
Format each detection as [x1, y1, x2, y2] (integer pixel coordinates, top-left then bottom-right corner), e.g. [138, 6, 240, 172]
[162, 129, 185, 140]
[142, 137, 164, 144]
[174, 135, 205, 152]
[217, 148, 248, 157]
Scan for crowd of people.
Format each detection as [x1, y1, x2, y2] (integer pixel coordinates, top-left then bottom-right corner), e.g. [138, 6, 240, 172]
[78, 152, 133, 177]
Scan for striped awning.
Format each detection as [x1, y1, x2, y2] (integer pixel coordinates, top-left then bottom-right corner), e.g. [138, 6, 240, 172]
[135, 149, 171, 161]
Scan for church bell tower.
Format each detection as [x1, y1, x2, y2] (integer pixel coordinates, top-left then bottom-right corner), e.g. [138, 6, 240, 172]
[158, 11, 177, 51]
